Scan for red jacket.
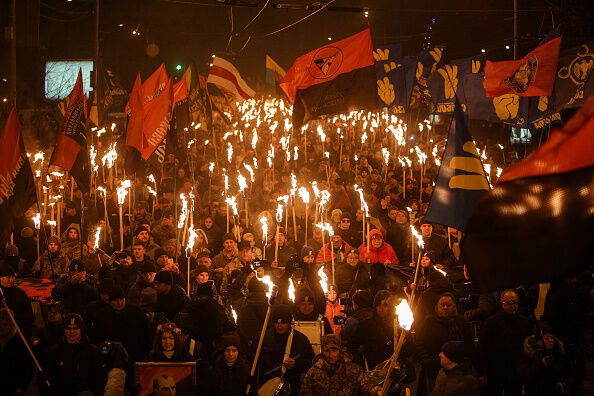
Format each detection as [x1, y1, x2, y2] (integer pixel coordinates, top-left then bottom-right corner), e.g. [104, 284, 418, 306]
[315, 242, 353, 264]
[358, 229, 399, 265]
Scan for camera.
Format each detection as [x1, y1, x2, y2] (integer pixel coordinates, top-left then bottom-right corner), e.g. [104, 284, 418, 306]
[116, 251, 129, 260]
[100, 341, 115, 356]
[333, 316, 347, 325]
[287, 254, 301, 269]
[252, 259, 262, 268]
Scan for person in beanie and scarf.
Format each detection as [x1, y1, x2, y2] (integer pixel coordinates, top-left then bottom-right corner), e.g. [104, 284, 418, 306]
[237, 276, 269, 351]
[432, 341, 481, 396]
[43, 313, 106, 396]
[300, 334, 364, 396]
[52, 259, 98, 315]
[4, 244, 30, 277]
[154, 270, 191, 320]
[34, 235, 69, 277]
[211, 332, 250, 396]
[259, 304, 315, 395]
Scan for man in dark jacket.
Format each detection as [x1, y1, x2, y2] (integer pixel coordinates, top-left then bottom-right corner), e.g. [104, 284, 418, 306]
[259, 305, 315, 395]
[420, 221, 455, 269]
[0, 264, 35, 336]
[341, 290, 374, 351]
[127, 260, 157, 306]
[111, 251, 139, 294]
[433, 341, 481, 396]
[93, 287, 151, 363]
[477, 289, 532, 396]
[83, 278, 115, 341]
[335, 248, 370, 296]
[0, 308, 34, 395]
[414, 292, 474, 390]
[44, 313, 106, 396]
[349, 290, 395, 369]
[154, 270, 190, 320]
[237, 276, 269, 351]
[52, 259, 98, 315]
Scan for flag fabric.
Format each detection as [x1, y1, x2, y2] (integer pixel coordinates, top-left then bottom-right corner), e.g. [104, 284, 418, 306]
[49, 70, 90, 193]
[462, 94, 594, 292]
[423, 100, 490, 232]
[124, 73, 144, 172]
[266, 55, 287, 85]
[373, 43, 405, 111]
[142, 64, 168, 105]
[428, 54, 485, 114]
[0, 108, 37, 252]
[553, 40, 594, 111]
[101, 66, 128, 113]
[141, 77, 173, 161]
[281, 28, 378, 128]
[409, 45, 446, 108]
[208, 57, 255, 102]
[484, 27, 562, 97]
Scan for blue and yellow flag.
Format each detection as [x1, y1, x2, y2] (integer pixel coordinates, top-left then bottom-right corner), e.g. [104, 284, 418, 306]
[266, 55, 286, 86]
[428, 54, 485, 114]
[373, 43, 403, 111]
[424, 99, 490, 232]
[553, 40, 594, 112]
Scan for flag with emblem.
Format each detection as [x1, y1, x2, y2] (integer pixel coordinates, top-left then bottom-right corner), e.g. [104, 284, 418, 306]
[462, 94, 594, 291]
[49, 69, 90, 193]
[553, 40, 594, 111]
[281, 28, 378, 128]
[424, 99, 491, 232]
[0, 108, 37, 253]
[373, 43, 407, 112]
[428, 54, 485, 114]
[409, 45, 446, 108]
[484, 27, 562, 97]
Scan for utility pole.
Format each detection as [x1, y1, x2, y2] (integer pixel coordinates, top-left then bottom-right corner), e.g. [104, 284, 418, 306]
[9, 0, 17, 105]
[94, 0, 101, 119]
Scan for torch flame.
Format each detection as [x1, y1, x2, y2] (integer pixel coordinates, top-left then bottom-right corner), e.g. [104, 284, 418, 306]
[93, 226, 101, 250]
[186, 224, 198, 254]
[257, 274, 276, 300]
[288, 278, 296, 303]
[237, 173, 248, 194]
[298, 187, 310, 204]
[116, 180, 130, 205]
[32, 213, 41, 229]
[410, 225, 424, 249]
[395, 299, 414, 331]
[317, 266, 328, 294]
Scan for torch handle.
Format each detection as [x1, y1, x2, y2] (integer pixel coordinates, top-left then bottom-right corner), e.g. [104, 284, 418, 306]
[246, 304, 272, 394]
[118, 204, 124, 251]
[381, 331, 408, 395]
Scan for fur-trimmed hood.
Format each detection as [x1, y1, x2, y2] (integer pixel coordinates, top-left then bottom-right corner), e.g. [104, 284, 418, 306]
[523, 334, 564, 358]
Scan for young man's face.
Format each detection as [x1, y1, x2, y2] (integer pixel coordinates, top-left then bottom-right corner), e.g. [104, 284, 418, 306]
[421, 224, 433, 237]
[68, 229, 78, 240]
[196, 272, 209, 284]
[64, 324, 82, 344]
[48, 242, 59, 253]
[133, 245, 146, 260]
[223, 240, 236, 252]
[339, 218, 351, 230]
[323, 347, 341, 365]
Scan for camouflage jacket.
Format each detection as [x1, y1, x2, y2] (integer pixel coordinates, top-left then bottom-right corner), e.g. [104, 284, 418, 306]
[299, 354, 364, 396]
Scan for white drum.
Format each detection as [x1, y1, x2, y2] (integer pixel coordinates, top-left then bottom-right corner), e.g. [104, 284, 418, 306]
[293, 319, 324, 355]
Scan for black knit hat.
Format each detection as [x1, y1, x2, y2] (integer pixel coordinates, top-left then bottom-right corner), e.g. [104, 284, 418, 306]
[222, 232, 236, 243]
[219, 332, 242, 350]
[63, 313, 84, 328]
[140, 260, 157, 274]
[108, 286, 126, 301]
[153, 247, 168, 260]
[271, 304, 293, 324]
[441, 341, 466, 364]
[134, 225, 150, 237]
[247, 276, 267, 293]
[154, 270, 174, 286]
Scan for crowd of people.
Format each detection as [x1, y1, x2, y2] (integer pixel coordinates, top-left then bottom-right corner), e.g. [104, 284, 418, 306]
[0, 102, 592, 396]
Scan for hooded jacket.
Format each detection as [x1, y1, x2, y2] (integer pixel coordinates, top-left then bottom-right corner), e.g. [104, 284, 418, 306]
[300, 353, 363, 396]
[357, 229, 399, 265]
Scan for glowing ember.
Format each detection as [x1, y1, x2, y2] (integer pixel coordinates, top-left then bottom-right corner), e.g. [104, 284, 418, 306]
[317, 266, 328, 294]
[32, 213, 41, 229]
[93, 226, 101, 250]
[288, 278, 296, 303]
[116, 180, 130, 205]
[395, 299, 414, 331]
[298, 187, 310, 205]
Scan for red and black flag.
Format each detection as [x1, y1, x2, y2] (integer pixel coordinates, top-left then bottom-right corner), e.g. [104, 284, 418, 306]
[281, 28, 378, 128]
[125, 73, 144, 172]
[49, 69, 90, 193]
[0, 108, 37, 252]
[484, 27, 562, 97]
[462, 94, 594, 292]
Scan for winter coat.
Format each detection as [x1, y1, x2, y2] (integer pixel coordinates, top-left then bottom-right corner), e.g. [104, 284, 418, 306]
[300, 354, 363, 396]
[431, 359, 481, 396]
[325, 299, 345, 335]
[111, 263, 139, 294]
[236, 291, 269, 350]
[182, 296, 236, 355]
[34, 250, 69, 277]
[127, 275, 153, 307]
[0, 328, 34, 395]
[83, 299, 110, 341]
[157, 284, 191, 320]
[335, 261, 370, 296]
[517, 335, 573, 396]
[415, 314, 475, 380]
[357, 231, 399, 265]
[349, 310, 395, 369]
[337, 227, 361, 250]
[210, 355, 250, 396]
[341, 307, 374, 351]
[52, 274, 98, 315]
[422, 235, 455, 268]
[93, 304, 151, 362]
[315, 242, 353, 265]
[0, 284, 35, 336]
[81, 245, 103, 278]
[385, 222, 410, 262]
[259, 328, 315, 395]
[44, 338, 106, 396]
[476, 311, 532, 380]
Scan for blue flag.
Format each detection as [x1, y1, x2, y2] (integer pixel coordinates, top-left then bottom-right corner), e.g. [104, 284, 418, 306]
[424, 100, 491, 231]
[373, 43, 404, 111]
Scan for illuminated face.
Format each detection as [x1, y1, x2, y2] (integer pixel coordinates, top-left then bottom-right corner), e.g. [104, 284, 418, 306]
[196, 272, 209, 284]
[421, 255, 431, 268]
[238, 249, 253, 262]
[132, 245, 146, 260]
[543, 334, 555, 350]
[420, 224, 433, 237]
[323, 347, 340, 365]
[331, 212, 341, 223]
[68, 229, 79, 240]
[137, 230, 150, 242]
[501, 291, 520, 315]
[303, 253, 315, 264]
[64, 325, 82, 344]
[371, 235, 383, 248]
[161, 332, 175, 352]
[435, 296, 457, 317]
[0, 274, 14, 287]
[274, 322, 291, 334]
[223, 239, 236, 252]
[224, 346, 239, 365]
[142, 272, 156, 283]
[276, 233, 286, 245]
[331, 234, 342, 246]
[298, 301, 315, 315]
[395, 212, 408, 225]
[48, 242, 59, 253]
[327, 289, 337, 302]
[346, 253, 358, 267]
[388, 210, 398, 221]
[198, 257, 212, 268]
[339, 218, 351, 230]
[110, 298, 126, 312]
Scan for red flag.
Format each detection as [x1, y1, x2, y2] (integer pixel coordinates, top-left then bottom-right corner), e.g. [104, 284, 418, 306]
[49, 70, 90, 192]
[0, 107, 36, 251]
[125, 73, 144, 153]
[141, 77, 172, 160]
[484, 33, 561, 97]
[142, 64, 168, 105]
[173, 77, 189, 106]
[280, 28, 375, 104]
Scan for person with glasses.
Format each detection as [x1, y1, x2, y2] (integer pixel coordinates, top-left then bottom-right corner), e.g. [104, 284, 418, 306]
[337, 212, 361, 248]
[476, 289, 532, 396]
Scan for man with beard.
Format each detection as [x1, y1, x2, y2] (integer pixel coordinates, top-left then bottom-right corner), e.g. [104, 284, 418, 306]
[134, 225, 161, 260]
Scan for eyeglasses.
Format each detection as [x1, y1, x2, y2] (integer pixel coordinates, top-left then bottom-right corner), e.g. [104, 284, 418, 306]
[341, 219, 350, 223]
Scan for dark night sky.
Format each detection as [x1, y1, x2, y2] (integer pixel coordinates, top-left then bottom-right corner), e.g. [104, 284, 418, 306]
[1, 0, 593, 107]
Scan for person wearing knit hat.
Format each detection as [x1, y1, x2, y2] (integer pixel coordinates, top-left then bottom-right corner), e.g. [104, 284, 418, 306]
[51, 258, 98, 316]
[211, 232, 238, 287]
[260, 304, 315, 394]
[301, 333, 363, 395]
[126, 260, 158, 306]
[154, 270, 191, 320]
[358, 228, 399, 266]
[434, 341, 480, 394]
[419, 220, 455, 269]
[300, 245, 314, 260]
[331, 208, 343, 224]
[211, 332, 250, 395]
[34, 234, 69, 277]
